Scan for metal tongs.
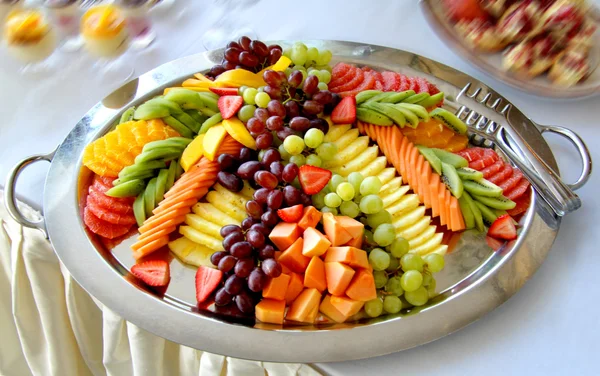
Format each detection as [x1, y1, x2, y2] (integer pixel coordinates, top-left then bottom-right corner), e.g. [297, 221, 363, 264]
[454, 83, 592, 217]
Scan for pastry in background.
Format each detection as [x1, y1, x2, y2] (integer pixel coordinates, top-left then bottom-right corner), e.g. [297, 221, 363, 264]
[3, 9, 57, 62]
[548, 46, 590, 85]
[503, 33, 561, 77]
[456, 18, 509, 51]
[81, 5, 129, 58]
[496, 1, 542, 43]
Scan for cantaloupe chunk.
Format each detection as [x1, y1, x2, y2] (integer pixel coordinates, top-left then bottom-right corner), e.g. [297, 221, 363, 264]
[255, 298, 285, 325]
[330, 296, 364, 317]
[345, 269, 377, 302]
[325, 262, 355, 296]
[324, 246, 369, 269]
[305, 302, 320, 324]
[344, 234, 363, 248]
[304, 256, 326, 292]
[263, 273, 290, 301]
[269, 222, 301, 251]
[322, 212, 352, 246]
[302, 227, 331, 257]
[273, 251, 292, 274]
[429, 174, 440, 217]
[298, 206, 322, 230]
[278, 238, 310, 273]
[285, 272, 304, 304]
[319, 294, 348, 323]
[335, 216, 364, 239]
[286, 288, 321, 323]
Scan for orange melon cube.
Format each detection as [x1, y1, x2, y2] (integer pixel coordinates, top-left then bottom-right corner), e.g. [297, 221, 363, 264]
[305, 302, 319, 324]
[345, 269, 377, 302]
[285, 272, 304, 304]
[274, 251, 292, 274]
[269, 222, 301, 251]
[298, 206, 322, 230]
[286, 288, 321, 323]
[344, 234, 363, 248]
[330, 296, 364, 317]
[325, 262, 355, 296]
[255, 298, 286, 325]
[302, 227, 331, 257]
[319, 294, 348, 323]
[262, 273, 290, 301]
[322, 212, 353, 246]
[304, 256, 326, 292]
[335, 216, 364, 239]
[324, 246, 369, 269]
[278, 237, 311, 273]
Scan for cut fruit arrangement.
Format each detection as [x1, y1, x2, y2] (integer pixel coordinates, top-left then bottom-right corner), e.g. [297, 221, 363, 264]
[79, 38, 532, 325]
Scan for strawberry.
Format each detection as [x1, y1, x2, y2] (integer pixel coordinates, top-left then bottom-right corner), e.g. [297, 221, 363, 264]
[210, 87, 239, 96]
[487, 214, 517, 240]
[485, 235, 505, 251]
[298, 165, 332, 195]
[443, 0, 489, 22]
[131, 260, 170, 287]
[277, 204, 304, 223]
[217, 95, 243, 120]
[195, 266, 223, 304]
[331, 96, 356, 124]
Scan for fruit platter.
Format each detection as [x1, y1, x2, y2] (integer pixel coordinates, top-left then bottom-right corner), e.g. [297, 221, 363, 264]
[4, 40, 591, 362]
[421, 0, 600, 98]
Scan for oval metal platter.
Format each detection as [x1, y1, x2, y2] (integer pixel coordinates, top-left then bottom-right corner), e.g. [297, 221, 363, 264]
[41, 40, 561, 363]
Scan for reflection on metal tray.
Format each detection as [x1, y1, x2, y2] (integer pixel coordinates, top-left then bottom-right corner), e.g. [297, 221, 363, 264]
[3, 40, 591, 363]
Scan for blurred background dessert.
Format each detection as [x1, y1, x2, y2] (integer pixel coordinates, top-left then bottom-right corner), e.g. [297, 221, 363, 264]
[3, 8, 57, 62]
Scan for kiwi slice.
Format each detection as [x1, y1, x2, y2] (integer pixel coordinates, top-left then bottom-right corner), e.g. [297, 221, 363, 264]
[172, 112, 200, 133]
[355, 90, 382, 104]
[379, 90, 415, 103]
[105, 179, 146, 198]
[494, 209, 508, 217]
[144, 97, 183, 114]
[456, 167, 483, 181]
[175, 161, 184, 180]
[394, 105, 420, 128]
[362, 102, 406, 127]
[416, 145, 442, 175]
[197, 92, 220, 112]
[463, 192, 484, 232]
[199, 113, 223, 134]
[474, 201, 498, 226]
[416, 92, 444, 108]
[429, 107, 468, 135]
[463, 179, 503, 197]
[458, 195, 475, 229]
[133, 103, 171, 121]
[135, 147, 183, 164]
[472, 194, 516, 210]
[441, 162, 464, 198]
[144, 178, 157, 218]
[142, 137, 191, 154]
[356, 107, 394, 126]
[113, 172, 154, 186]
[133, 192, 146, 227]
[432, 148, 468, 168]
[165, 160, 178, 191]
[155, 169, 169, 204]
[163, 116, 194, 138]
[119, 106, 135, 124]
[404, 92, 429, 104]
[186, 110, 207, 124]
[365, 92, 396, 103]
[396, 103, 430, 122]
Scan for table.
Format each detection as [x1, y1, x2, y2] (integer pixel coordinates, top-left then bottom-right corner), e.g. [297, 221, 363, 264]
[1, 1, 598, 375]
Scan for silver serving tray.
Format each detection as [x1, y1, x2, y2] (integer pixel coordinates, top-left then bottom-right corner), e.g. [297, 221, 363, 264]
[420, 0, 600, 99]
[3, 40, 589, 362]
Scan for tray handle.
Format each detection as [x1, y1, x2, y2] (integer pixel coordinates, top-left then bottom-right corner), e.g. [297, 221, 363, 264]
[4, 150, 56, 238]
[538, 124, 592, 191]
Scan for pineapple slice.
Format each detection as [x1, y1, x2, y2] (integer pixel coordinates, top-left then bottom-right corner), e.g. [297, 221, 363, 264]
[397, 216, 431, 240]
[381, 185, 410, 208]
[323, 136, 369, 168]
[387, 194, 420, 217]
[358, 156, 387, 177]
[185, 213, 223, 239]
[206, 191, 246, 222]
[179, 225, 221, 251]
[409, 233, 444, 255]
[168, 236, 213, 267]
[379, 169, 399, 187]
[332, 128, 360, 151]
[331, 145, 378, 176]
[193, 203, 238, 227]
[324, 123, 352, 143]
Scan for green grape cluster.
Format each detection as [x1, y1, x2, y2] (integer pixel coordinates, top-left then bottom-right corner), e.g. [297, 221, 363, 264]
[277, 128, 337, 168]
[283, 42, 333, 89]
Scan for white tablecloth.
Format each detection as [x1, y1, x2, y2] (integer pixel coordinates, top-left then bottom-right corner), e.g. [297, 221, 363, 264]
[1, 1, 599, 375]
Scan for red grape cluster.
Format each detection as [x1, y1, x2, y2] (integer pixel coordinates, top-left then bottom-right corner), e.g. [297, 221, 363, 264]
[206, 36, 283, 78]
[210, 146, 310, 314]
[244, 69, 342, 146]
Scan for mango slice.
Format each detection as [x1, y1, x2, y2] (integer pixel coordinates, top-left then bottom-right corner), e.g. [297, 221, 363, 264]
[222, 117, 257, 150]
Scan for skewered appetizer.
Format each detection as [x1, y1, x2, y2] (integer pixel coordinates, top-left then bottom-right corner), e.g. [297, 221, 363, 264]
[3, 9, 57, 63]
[81, 4, 129, 58]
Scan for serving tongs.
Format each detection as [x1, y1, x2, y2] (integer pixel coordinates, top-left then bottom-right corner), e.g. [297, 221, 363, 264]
[453, 83, 592, 217]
